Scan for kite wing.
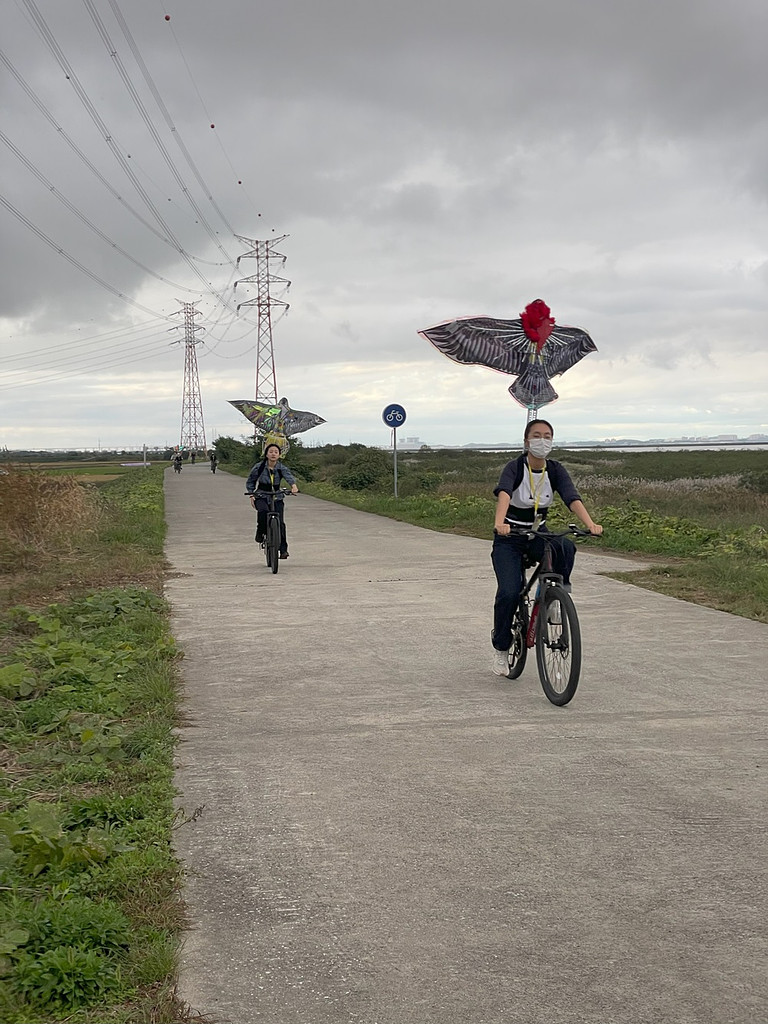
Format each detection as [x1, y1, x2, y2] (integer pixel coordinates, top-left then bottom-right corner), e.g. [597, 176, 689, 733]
[229, 399, 281, 431]
[538, 325, 598, 378]
[419, 316, 597, 379]
[229, 398, 325, 436]
[418, 317, 531, 375]
[278, 404, 327, 436]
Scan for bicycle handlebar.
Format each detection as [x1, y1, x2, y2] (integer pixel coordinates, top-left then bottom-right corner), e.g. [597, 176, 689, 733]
[245, 489, 294, 498]
[495, 523, 598, 540]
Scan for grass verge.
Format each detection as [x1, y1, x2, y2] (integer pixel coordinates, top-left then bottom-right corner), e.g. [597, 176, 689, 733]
[0, 466, 200, 1023]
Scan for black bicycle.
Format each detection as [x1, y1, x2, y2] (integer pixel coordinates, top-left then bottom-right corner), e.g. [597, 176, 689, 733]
[246, 489, 292, 574]
[500, 525, 595, 706]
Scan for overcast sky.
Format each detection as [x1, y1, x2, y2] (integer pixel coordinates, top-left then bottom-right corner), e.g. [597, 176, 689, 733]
[2, 0, 767, 451]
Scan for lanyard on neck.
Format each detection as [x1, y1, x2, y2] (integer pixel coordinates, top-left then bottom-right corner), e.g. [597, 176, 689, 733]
[268, 468, 276, 489]
[526, 459, 546, 515]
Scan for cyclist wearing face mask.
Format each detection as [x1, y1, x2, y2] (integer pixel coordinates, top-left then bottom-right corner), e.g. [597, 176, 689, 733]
[490, 418, 603, 676]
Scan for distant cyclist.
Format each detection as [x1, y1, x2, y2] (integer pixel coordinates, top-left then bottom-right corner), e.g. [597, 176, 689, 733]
[245, 443, 299, 559]
[209, 452, 218, 474]
[173, 453, 183, 473]
[491, 419, 602, 676]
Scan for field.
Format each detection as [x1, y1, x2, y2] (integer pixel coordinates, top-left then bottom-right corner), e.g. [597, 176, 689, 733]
[4, 461, 151, 487]
[294, 444, 768, 623]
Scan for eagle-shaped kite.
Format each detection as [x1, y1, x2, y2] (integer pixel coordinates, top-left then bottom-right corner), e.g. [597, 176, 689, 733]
[418, 299, 597, 409]
[229, 396, 325, 451]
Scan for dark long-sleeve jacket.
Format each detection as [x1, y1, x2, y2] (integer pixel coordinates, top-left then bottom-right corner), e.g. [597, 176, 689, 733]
[245, 459, 296, 495]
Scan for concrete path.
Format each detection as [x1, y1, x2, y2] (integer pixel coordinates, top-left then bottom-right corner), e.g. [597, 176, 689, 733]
[165, 464, 768, 1024]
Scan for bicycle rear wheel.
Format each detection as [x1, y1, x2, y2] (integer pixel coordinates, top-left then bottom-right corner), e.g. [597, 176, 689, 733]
[536, 585, 581, 706]
[507, 603, 528, 679]
[266, 517, 280, 573]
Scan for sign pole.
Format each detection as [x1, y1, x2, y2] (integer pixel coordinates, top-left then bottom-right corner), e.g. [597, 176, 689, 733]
[393, 426, 398, 498]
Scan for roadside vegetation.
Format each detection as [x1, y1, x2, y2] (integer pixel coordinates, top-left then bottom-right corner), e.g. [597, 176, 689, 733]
[230, 441, 767, 623]
[0, 463, 196, 1023]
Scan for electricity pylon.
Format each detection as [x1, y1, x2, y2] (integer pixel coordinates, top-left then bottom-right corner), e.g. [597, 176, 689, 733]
[234, 235, 290, 403]
[172, 302, 207, 454]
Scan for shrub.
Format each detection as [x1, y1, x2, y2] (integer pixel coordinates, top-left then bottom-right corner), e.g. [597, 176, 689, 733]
[212, 434, 315, 480]
[335, 448, 392, 490]
[742, 469, 768, 494]
[398, 471, 443, 497]
[210, 434, 257, 469]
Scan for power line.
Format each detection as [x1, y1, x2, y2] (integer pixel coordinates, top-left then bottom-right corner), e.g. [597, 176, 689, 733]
[0, 334, 176, 392]
[18, 0, 239, 310]
[154, 2, 265, 225]
[0, 193, 178, 321]
[106, 0, 241, 239]
[0, 127, 200, 294]
[0, 326, 168, 380]
[0, 47, 182, 256]
[0, 319, 164, 367]
[82, 0, 238, 263]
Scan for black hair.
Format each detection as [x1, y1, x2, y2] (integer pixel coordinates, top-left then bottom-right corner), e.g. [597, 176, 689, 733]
[255, 444, 281, 480]
[524, 418, 554, 439]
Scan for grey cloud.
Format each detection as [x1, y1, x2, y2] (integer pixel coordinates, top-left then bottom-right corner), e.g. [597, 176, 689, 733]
[2, 0, 767, 447]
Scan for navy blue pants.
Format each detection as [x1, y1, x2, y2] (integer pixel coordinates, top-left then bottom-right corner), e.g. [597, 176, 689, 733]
[491, 532, 575, 651]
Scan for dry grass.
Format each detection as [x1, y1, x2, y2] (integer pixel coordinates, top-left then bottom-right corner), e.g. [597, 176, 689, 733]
[0, 463, 102, 573]
[572, 471, 768, 530]
[70, 473, 124, 484]
[572, 472, 743, 494]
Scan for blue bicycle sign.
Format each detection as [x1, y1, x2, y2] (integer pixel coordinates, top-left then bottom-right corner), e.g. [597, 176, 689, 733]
[382, 403, 407, 427]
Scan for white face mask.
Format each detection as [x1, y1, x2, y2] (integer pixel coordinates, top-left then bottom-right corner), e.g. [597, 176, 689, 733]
[527, 437, 553, 459]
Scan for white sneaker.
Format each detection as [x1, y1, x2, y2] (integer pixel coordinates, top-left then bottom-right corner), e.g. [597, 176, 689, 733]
[492, 647, 510, 676]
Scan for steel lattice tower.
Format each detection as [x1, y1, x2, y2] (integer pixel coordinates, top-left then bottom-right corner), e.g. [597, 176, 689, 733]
[234, 234, 290, 402]
[174, 302, 207, 453]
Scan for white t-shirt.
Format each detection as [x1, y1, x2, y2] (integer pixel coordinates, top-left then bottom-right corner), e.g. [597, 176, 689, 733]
[504, 466, 553, 526]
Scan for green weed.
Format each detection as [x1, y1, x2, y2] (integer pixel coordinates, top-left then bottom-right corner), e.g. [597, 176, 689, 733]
[0, 466, 189, 1023]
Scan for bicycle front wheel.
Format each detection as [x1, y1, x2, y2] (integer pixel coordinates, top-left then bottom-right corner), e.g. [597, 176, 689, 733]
[536, 586, 581, 706]
[266, 517, 280, 573]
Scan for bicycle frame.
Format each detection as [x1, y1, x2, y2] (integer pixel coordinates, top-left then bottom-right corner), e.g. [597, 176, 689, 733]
[496, 523, 594, 705]
[499, 525, 589, 648]
[246, 489, 292, 573]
